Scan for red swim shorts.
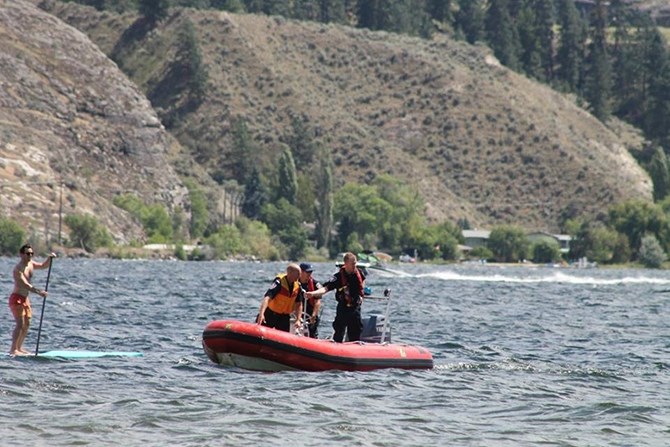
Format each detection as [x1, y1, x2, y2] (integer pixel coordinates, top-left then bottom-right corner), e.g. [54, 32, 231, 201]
[8, 293, 31, 319]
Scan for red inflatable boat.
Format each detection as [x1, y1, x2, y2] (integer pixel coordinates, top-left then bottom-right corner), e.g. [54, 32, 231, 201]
[202, 320, 434, 372]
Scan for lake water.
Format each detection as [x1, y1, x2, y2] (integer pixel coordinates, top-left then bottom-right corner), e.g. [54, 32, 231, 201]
[0, 259, 669, 446]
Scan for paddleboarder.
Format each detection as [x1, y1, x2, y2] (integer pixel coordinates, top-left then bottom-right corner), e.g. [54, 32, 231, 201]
[8, 244, 56, 356]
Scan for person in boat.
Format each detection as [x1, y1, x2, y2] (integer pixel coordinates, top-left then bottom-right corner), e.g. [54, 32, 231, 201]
[8, 244, 55, 356]
[305, 252, 366, 343]
[298, 262, 323, 338]
[256, 263, 304, 333]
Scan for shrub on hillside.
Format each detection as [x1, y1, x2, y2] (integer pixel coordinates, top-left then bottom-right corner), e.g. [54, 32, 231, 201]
[0, 218, 25, 256]
[487, 225, 529, 262]
[64, 214, 112, 253]
[638, 234, 667, 268]
[531, 240, 562, 264]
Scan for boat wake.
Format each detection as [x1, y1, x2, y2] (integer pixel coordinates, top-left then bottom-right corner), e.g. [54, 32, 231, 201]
[415, 270, 670, 286]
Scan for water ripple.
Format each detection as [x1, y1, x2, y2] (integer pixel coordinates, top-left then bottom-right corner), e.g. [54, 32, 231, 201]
[1, 260, 669, 446]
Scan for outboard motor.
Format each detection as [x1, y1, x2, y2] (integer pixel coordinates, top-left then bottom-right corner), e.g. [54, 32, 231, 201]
[359, 314, 391, 343]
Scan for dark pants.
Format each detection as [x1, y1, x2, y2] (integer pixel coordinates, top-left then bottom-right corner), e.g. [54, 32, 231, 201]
[308, 316, 320, 339]
[333, 305, 362, 342]
[261, 308, 290, 332]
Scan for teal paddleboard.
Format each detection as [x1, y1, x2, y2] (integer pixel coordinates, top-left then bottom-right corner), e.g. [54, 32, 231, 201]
[37, 350, 143, 359]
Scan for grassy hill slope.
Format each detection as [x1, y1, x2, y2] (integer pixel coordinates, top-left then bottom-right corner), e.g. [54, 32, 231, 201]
[37, 3, 655, 232]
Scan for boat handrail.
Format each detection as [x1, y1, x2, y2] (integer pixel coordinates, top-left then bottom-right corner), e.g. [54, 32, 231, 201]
[379, 288, 391, 343]
[363, 295, 390, 300]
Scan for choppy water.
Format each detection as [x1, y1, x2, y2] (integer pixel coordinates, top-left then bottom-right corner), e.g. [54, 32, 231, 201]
[1, 259, 669, 446]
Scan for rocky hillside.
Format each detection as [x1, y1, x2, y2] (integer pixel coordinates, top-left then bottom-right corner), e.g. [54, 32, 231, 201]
[10, 1, 656, 240]
[632, 0, 670, 25]
[0, 0, 190, 244]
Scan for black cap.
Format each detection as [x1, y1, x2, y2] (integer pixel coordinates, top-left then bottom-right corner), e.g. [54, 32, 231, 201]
[299, 262, 313, 273]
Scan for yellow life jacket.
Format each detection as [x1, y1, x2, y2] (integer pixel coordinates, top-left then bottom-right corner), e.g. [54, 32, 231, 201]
[267, 273, 300, 315]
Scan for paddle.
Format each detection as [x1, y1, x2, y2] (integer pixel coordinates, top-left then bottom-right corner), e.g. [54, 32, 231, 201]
[34, 255, 54, 356]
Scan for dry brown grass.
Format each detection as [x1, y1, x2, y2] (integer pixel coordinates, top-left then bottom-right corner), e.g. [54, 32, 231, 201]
[36, 3, 657, 232]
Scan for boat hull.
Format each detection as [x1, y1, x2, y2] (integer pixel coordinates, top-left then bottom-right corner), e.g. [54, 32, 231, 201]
[202, 320, 433, 372]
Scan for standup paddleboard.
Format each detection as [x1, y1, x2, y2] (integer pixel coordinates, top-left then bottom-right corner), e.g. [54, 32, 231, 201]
[5, 350, 143, 359]
[38, 350, 143, 359]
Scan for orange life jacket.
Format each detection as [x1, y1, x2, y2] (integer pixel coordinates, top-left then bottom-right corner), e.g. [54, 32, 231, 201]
[267, 273, 300, 315]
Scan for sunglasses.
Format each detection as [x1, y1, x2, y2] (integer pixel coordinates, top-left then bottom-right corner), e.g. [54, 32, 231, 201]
[25, 252, 34, 256]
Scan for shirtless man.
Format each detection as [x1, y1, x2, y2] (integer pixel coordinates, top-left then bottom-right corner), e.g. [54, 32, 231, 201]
[9, 244, 55, 355]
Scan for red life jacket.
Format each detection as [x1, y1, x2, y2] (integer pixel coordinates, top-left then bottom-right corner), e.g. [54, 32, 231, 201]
[337, 267, 364, 307]
[303, 277, 318, 308]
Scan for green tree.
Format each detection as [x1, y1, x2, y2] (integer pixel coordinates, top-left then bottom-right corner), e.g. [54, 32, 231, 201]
[65, 214, 112, 253]
[242, 0, 263, 12]
[260, 198, 302, 234]
[206, 224, 246, 258]
[236, 217, 282, 260]
[356, 0, 429, 36]
[314, 144, 334, 249]
[277, 145, 298, 206]
[485, 0, 521, 70]
[142, 205, 173, 243]
[242, 167, 269, 220]
[456, 0, 484, 44]
[608, 0, 639, 121]
[334, 183, 390, 251]
[533, 0, 555, 81]
[487, 225, 529, 262]
[608, 200, 670, 257]
[230, 118, 256, 184]
[173, 0, 211, 7]
[408, 221, 460, 260]
[373, 174, 426, 251]
[583, 0, 611, 120]
[357, 0, 381, 30]
[113, 194, 175, 242]
[293, 0, 320, 21]
[426, 0, 452, 24]
[516, 6, 544, 79]
[638, 234, 667, 268]
[556, 0, 585, 91]
[211, 0, 246, 11]
[568, 220, 624, 264]
[510, 0, 555, 82]
[647, 146, 670, 201]
[470, 246, 494, 261]
[318, 0, 347, 23]
[113, 193, 144, 217]
[186, 181, 209, 239]
[641, 27, 670, 146]
[531, 239, 561, 263]
[175, 19, 208, 102]
[296, 174, 316, 223]
[139, 0, 169, 23]
[285, 115, 315, 163]
[0, 218, 25, 255]
[332, 175, 430, 253]
[243, 0, 290, 16]
[260, 198, 307, 259]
